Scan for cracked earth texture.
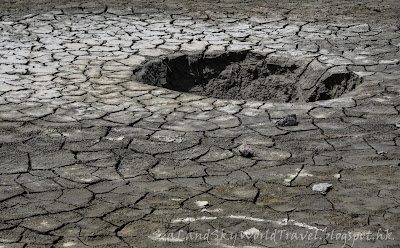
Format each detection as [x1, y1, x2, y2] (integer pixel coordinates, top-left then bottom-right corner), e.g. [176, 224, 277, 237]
[0, 0, 399, 247]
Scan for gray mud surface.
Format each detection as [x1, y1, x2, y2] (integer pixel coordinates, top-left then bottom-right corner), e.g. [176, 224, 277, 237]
[0, 0, 399, 247]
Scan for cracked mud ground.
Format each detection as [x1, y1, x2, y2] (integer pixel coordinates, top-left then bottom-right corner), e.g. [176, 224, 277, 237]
[0, 0, 399, 247]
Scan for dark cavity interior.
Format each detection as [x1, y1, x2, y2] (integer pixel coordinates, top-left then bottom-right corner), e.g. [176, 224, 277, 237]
[134, 51, 362, 102]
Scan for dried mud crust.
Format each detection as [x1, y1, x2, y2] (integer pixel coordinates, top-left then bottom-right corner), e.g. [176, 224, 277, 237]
[1, 0, 399, 25]
[135, 51, 362, 102]
[0, 0, 399, 247]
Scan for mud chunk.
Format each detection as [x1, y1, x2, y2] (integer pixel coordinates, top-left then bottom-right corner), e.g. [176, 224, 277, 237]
[312, 183, 332, 194]
[276, 114, 298, 127]
[238, 143, 253, 157]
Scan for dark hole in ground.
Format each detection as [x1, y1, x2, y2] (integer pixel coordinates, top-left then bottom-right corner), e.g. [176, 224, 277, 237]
[134, 51, 362, 102]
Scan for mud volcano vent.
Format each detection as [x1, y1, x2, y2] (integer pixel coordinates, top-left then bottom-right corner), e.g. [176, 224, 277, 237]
[135, 51, 362, 102]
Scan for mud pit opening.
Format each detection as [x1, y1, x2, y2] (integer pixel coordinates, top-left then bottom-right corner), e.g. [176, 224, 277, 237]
[135, 51, 362, 102]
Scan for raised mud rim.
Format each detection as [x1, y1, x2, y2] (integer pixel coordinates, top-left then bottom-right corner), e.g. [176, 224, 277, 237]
[134, 51, 363, 103]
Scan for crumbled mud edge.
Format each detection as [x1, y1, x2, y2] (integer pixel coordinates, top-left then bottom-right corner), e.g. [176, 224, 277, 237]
[134, 51, 362, 103]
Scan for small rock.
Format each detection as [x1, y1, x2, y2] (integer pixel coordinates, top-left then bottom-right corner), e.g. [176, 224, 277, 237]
[377, 151, 387, 156]
[243, 227, 260, 235]
[238, 143, 253, 158]
[276, 114, 298, 127]
[312, 183, 332, 194]
[195, 201, 209, 207]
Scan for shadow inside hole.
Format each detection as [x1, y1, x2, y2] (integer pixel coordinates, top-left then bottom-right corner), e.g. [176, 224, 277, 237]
[135, 51, 362, 103]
